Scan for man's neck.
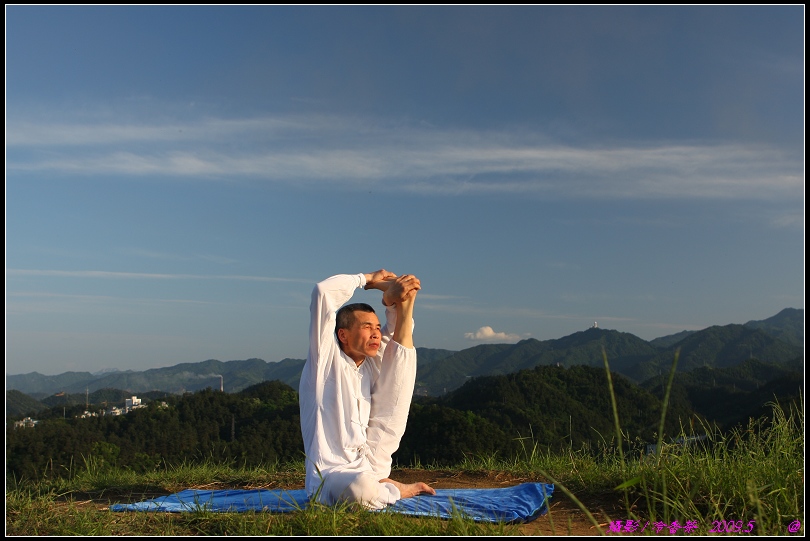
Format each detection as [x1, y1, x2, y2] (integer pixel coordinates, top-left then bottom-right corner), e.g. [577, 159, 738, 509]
[339, 346, 365, 368]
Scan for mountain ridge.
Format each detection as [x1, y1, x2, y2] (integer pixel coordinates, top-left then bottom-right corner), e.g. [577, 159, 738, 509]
[7, 308, 803, 398]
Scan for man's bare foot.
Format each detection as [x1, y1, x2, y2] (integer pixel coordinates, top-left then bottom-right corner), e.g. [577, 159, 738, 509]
[381, 478, 436, 498]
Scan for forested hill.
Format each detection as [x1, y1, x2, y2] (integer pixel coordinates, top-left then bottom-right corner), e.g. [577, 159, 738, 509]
[6, 390, 49, 417]
[639, 357, 804, 429]
[401, 364, 693, 463]
[8, 360, 802, 481]
[649, 307, 804, 349]
[743, 307, 804, 348]
[414, 323, 802, 395]
[414, 328, 658, 395]
[631, 323, 804, 381]
[6, 358, 309, 398]
[0, 369, 679, 479]
[6, 309, 803, 398]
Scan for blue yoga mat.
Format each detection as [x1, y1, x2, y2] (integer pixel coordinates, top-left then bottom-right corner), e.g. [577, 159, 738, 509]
[110, 482, 554, 524]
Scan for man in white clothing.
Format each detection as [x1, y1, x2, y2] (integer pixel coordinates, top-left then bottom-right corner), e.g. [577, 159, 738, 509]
[299, 269, 436, 509]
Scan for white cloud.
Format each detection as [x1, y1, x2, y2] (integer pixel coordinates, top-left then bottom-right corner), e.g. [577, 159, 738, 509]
[464, 326, 523, 342]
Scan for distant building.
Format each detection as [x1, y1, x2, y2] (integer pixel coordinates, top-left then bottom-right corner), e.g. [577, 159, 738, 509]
[13, 417, 39, 428]
[125, 396, 143, 412]
[99, 396, 145, 417]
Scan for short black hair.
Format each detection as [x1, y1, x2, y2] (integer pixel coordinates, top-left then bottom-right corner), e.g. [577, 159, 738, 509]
[335, 303, 376, 336]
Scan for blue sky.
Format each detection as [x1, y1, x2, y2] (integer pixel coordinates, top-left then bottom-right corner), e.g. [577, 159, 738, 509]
[6, 6, 804, 376]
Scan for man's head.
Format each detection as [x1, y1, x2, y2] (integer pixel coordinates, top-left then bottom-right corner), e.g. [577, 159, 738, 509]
[336, 303, 381, 364]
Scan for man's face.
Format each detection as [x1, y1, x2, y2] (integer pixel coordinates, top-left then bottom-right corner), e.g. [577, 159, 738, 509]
[338, 311, 381, 364]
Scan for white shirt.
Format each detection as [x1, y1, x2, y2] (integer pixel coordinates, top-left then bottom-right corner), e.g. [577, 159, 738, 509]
[299, 273, 416, 499]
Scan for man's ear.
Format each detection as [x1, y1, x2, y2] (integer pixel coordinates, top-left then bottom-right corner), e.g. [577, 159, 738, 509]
[337, 328, 347, 345]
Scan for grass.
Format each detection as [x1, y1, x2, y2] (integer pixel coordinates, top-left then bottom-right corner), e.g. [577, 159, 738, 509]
[6, 353, 804, 536]
[5, 468, 513, 536]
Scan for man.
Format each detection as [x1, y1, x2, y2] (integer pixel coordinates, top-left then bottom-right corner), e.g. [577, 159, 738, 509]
[299, 269, 436, 509]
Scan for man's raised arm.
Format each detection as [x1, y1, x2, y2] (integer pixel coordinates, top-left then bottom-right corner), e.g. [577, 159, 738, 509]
[370, 272, 435, 498]
[364, 273, 421, 346]
[363, 269, 397, 290]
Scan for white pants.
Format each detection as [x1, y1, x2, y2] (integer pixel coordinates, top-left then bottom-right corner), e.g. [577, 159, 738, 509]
[318, 469, 402, 510]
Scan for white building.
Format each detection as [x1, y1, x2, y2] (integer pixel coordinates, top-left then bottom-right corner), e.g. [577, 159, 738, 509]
[13, 417, 39, 428]
[125, 396, 142, 411]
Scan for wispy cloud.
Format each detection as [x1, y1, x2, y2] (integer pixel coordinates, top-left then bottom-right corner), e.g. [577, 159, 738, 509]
[5, 290, 306, 319]
[416, 293, 468, 301]
[5, 291, 218, 316]
[770, 211, 805, 229]
[117, 248, 240, 265]
[7, 113, 802, 201]
[7, 291, 215, 304]
[6, 268, 310, 283]
[5, 116, 319, 146]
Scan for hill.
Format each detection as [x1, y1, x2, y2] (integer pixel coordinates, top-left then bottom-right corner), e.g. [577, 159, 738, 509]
[400, 364, 695, 464]
[744, 307, 804, 348]
[416, 321, 802, 395]
[648, 307, 804, 350]
[414, 328, 659, 395]
[633, 324, 804, 382]
[7, 361, 801, 480]
[640, 357, 804, 429]
[6, 389, 49, 417]
[6, 358, 309, 397]
[7, 366, 695, 479]
[5, 371, 98, 399]
[649, 329, 696, 348]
